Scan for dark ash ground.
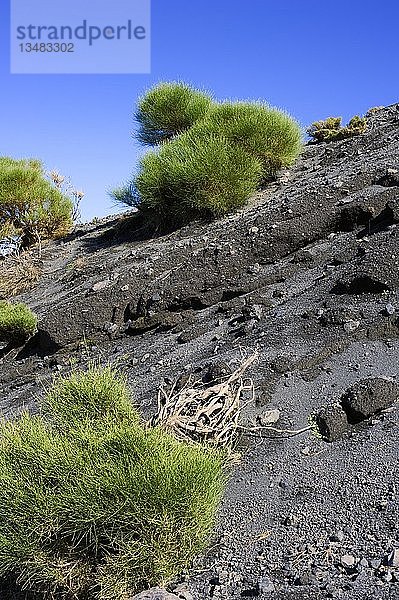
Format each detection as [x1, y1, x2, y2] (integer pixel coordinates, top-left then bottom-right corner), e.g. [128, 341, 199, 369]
[1, 104, 399, 599]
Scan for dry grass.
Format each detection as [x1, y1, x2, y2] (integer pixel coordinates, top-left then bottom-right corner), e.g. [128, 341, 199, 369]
[150, 353, 257, 447]
[0, 254, 42, 299]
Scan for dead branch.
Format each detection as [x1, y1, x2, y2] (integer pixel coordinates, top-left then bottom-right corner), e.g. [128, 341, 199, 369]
[149, 352, 258, 447]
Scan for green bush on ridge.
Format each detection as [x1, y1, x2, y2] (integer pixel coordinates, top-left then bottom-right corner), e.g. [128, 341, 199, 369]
[0, 301, 37, 346]
[0, 157, 74, 245]
[191, 101, 303, 177]
[112, 82, 303, 228]
[135, 131, 264, 225]
[0, 365, 226, 599]
[135, 81, 213, 146]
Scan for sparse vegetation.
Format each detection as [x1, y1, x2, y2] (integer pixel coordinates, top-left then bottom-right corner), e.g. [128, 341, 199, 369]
[112, 82, 302, 228]
[307, 115, 367, 143]
[0, 255, 41, 300]
[0, 301, 37, 346]
[0, 158, 77, 247]
[0, 366, 226, 599]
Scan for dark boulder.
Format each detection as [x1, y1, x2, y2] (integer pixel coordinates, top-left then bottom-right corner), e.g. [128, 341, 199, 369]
[341, 377, 399, 423]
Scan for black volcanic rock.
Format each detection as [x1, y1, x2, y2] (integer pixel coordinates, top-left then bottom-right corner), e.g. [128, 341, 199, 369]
[341, 377, 399, 423]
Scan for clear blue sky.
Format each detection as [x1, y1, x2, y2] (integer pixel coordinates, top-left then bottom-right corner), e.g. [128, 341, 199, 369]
[1, 0, 398, 221]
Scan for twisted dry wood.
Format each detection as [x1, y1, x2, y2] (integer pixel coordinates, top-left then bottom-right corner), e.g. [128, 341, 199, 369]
[150, 353, 258, 446]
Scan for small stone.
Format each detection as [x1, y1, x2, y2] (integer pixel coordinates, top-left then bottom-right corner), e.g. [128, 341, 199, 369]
[359, 558, 369, 568]
[257, 575, 275, 593]
[387, 548, 399, 568]
[248, 263, 261, 274]
[249, 226, 259, 234]
[103, 322, 120, 338]
[301, 446, 311, 456]
[341, 554, 356, 568]
[257, 409, 280, 426]
[343, 319, 360, 333]
[242, 304, 263, 321]
[385, 303, 395, 315]
[330, 530, 344, 543]
[121, 284, 130, 292]
[91, 280, 109, 292]
[314, 403, 349, 442]
[341, 377, 399, 423]
[370, 558, 382, 569]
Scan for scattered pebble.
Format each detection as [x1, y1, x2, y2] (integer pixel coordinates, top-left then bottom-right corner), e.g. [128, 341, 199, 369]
[257, 409, 280, 426]
[91, 280, 109, 292]
[385, 303, 395, 315]
[387, 548, 399, 568]
[330, 530, 344, 543]
[341, 554, 356, 568]
[257, 575, 275, 593]
[343, 319, 360, 333]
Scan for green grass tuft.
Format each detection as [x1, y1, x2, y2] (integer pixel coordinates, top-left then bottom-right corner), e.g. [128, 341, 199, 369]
[135, 81, 213, 146]
[135, 131, 263, 226]
[0, 366, 226, 599]
[192, 101, 303, 177]
[43, 365, 139, 428]
[0, 301, 37, 346]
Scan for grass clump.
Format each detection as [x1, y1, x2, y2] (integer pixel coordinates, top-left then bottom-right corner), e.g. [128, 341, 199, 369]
[112, 82, 302, 229]
[0, 301, 37, 346]
[192, 102, 302, 177]
[135, 132, 263, 225]
[307, 115, 367, 143]
[135, 81, 213, 146]
[0, 366, 226, 599]
[0, 157, 75, 246]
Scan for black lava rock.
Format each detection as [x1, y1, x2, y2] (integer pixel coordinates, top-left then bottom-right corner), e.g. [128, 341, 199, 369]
[341, 377, 399, 423]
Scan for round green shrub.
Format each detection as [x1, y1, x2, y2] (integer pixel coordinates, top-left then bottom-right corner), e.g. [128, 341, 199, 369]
[0, 367, 226, 599]
[0, 157, 73, 243]
[113, 83, 303, 229]
[135, 82, 213, 146]
[135, 131, 263, 226]
[0, 301, 37, 346]
[192, 101, 303, 177]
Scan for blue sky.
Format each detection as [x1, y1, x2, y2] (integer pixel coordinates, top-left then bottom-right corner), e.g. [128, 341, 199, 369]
[1, 0, 398, 221]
